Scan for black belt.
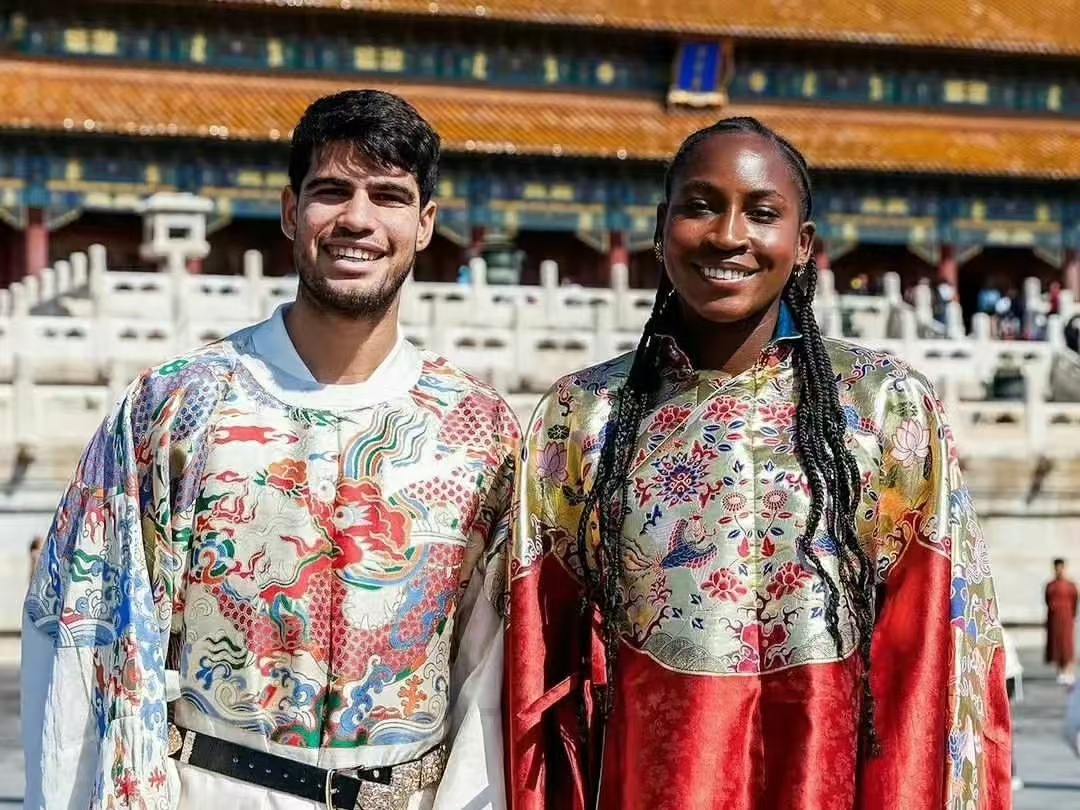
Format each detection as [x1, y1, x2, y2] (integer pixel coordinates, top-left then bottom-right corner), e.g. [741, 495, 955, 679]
[167, 723, 447, 810]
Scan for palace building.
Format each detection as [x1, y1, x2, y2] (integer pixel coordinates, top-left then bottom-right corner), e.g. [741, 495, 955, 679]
[0, 0, 1078, 316]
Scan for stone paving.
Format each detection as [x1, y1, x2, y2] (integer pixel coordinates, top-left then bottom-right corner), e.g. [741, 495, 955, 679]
[1, 647, 1079, 808]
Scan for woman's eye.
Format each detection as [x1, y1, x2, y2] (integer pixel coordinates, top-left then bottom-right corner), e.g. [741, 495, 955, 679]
[750, 208, 781, 220]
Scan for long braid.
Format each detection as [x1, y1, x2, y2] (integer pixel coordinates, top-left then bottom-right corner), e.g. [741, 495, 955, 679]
[576, 272, 674, 721]
[785, 259, 880, 754]
[575, 117, 881, 785]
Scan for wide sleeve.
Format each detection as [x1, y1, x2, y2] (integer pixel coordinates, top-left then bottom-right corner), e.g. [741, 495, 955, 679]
[22, 380, 174, 810]
[509, 384, 596, 810]
[22, 365, 219, 810]
[434, 404, 521, 810]
[860, 371, 1011, 810]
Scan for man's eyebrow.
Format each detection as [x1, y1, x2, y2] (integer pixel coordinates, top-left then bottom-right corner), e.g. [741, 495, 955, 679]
[304, 176, 352, 190]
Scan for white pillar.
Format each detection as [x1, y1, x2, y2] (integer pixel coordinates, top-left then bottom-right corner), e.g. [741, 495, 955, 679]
[243, 249, 265, 319]
[882, 272, 902, 305]
[0, 289, 10, 318]
[23, 273, 40, 308]
[1023, 276, 1043, 337]
[610, 262, 631, 331]
[970, 313, 993, 384]
[945, 301, 965, 339]
[540, 260, 560, 326]
[55, 259, 72, 296]
[913, 281, 933, 327]
[39, 266, 57, 303]
[70, 251, 88, 288]
[815, 267, 840, 337]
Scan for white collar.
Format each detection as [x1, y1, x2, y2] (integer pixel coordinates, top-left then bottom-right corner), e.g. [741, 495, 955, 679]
[235, 304, 423, 411]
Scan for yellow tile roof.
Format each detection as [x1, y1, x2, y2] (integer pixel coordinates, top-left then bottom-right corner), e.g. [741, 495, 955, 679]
[2, 59, 1078, 179]
[213, 0, 1080, 56]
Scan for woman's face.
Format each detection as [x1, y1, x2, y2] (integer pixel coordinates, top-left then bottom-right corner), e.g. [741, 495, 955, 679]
[658, 133, 814, 326]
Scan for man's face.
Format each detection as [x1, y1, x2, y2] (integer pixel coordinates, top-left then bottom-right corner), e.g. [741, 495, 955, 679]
[281, 142, 436, 319]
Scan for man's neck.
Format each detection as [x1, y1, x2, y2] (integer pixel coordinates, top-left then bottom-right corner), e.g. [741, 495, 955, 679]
[283, 292, 400, 384]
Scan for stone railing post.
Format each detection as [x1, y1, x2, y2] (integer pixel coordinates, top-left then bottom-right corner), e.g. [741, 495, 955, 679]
[540, 260, 560, 326]
[609, 262, 629, 329]
[70, 251, 89, 289]
[1023, 276, 1043, 337]
[243, 249, 265, 319]
[913, 281, 933, 330]
[23, 273, 40, 310]
[55, 258, 72, 297]
[39, 265, 58, 303]
[945, 301, 965, 339]
[468, 256, 492, 325]
[971, 313, 993, 382]
[815, 267, 840, 337]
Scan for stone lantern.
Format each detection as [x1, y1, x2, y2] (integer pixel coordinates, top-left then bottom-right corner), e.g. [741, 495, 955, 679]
[138, 192, 214, 276]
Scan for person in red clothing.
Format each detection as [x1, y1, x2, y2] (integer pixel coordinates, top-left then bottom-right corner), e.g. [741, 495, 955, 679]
[509, 117, 1011, 810]
[1046, 557, 1079, 684]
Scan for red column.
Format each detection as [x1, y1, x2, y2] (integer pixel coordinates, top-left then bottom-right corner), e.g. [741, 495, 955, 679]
[937, 243, 958, 288]
[24, 207, 47, 277]
[1064, 249, 1080, 298]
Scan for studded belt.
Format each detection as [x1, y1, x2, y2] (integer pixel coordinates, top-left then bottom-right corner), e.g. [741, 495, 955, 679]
[167, 723, 447, 810]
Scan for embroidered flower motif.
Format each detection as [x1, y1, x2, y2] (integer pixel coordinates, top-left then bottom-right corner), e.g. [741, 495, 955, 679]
[648, 405, 692, 434]
[536, 441, 568, 484]
[703, 568, 749, 602]
[891, 418, 931, 467]
[264, 458, 308, 498]
[758, 401, 797, 426]
[722, 492, 748, 513]
[766, 561, 813, 599]
[703, 397, 748, 424]
[763, 489, 788, 511]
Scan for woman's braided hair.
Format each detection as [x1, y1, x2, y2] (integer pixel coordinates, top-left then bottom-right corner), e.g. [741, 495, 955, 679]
[575, 116, 879, 759]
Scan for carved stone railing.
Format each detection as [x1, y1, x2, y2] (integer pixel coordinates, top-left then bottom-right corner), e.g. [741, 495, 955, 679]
[3, 241, 1080, 463]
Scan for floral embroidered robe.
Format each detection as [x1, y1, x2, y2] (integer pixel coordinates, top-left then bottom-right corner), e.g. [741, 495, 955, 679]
[510, 324, 1011, 810]
[23, 306, 518, 810]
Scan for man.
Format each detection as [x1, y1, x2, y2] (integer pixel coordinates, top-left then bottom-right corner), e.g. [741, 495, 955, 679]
[1046, 557, 1079, 684]
[23, 90, 517, 810]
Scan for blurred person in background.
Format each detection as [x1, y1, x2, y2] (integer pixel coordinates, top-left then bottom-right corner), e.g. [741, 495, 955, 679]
[1046, 557, 1079, 685]
[509, 116, 1010, 810]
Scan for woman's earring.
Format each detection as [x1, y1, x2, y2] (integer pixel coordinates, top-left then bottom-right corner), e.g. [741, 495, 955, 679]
[654, 242, 665, 265]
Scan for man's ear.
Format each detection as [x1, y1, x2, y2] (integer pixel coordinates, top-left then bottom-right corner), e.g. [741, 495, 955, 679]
[416, 200, 437, 252]
[280, 185, 298, 241]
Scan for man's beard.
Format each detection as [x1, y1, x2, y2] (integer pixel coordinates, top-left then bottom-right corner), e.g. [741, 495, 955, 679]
[294, 243, 411, 319]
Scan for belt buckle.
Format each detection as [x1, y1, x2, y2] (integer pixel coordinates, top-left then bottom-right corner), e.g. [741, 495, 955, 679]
[353, 745, 447, 810]
[354, 760, 418, 810]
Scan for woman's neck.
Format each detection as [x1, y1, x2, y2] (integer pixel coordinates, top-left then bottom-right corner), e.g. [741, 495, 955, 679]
[677, 298, 783, 375]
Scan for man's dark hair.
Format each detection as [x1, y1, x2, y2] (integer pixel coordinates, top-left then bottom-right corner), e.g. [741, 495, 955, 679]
[288, 90, 441, 205]
[1055, 558, 1067, 567]
[575, 117, 880, 780]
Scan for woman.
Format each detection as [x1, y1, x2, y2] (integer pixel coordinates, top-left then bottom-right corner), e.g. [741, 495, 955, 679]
[508, 118, 1010, 809]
